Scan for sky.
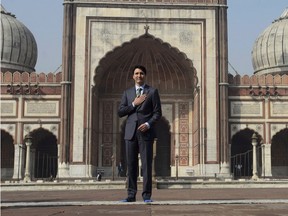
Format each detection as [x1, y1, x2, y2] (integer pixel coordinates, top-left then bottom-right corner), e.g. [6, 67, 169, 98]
[1, 0, 287, 75]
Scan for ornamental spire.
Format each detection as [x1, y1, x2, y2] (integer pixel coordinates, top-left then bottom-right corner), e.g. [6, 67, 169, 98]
[274, 8, 288, 22]
[144, 24, 150, 35]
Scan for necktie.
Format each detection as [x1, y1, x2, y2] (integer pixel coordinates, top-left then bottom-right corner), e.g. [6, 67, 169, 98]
[136, 87, 142, 97]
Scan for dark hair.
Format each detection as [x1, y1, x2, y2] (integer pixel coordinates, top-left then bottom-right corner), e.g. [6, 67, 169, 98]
[132, 65, 146, 75]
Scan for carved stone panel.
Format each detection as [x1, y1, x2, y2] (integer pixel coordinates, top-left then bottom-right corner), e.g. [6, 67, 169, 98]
[1, 100, 17, 117]
[230, 101, 263, 117]
[24, 100, 59, 117]
[270, 101, 288, 117]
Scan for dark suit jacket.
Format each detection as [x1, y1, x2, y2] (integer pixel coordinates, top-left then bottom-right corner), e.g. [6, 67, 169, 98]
[118, 84, 162, 141]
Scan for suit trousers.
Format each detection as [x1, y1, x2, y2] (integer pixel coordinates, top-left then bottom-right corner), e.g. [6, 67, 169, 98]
[125, 130, 153, 199]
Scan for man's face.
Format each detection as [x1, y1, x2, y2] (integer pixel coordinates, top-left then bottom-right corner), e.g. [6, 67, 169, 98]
[133, 68, 146, 86]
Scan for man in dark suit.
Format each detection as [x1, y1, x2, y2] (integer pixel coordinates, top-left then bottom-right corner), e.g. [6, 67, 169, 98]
[118, 65, 162, 202]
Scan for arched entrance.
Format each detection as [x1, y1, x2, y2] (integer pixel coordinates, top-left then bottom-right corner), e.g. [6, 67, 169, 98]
[271, 128, 288, 177]
[230, 128, 262, 178]
[94, 33, 196, 94]
[1, 130, 14, 180]
[30, 128, 58, 179]
[92, 33, 196, 177]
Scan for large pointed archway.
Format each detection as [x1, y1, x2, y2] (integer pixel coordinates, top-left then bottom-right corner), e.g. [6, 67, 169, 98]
[91, 33, 197, 177]
[30, 128, 58, 179]
[271, 128, 288, 177]
[94, 33, 197, 94]
[230, 128, 262, 178]
[1, 130, 14, 180]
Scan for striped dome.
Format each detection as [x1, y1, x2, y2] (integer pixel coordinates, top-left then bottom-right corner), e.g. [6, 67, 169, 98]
[0, 5, 37, 72]
[252, 8, 288, 75]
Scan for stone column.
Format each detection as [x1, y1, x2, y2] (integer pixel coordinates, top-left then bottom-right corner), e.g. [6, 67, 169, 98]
[12, 144, 25, 180]
[251, 133, 259, 180]
[57, 143, 69, 178]
[23, 135, 32, 182]
[217, 5, 230, 176]
[262, 143, 272, 177]
[58, 1, 75, 177]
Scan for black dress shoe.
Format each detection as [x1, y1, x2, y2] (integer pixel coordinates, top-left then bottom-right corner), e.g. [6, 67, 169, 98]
[121, 197, 136, 202]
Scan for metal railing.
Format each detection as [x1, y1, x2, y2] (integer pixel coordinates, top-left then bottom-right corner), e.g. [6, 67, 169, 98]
[231, 146, 261, 179]
[34, 152, 58, 179]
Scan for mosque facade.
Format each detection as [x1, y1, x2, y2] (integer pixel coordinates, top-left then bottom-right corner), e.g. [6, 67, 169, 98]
[1, 0, 287, 181]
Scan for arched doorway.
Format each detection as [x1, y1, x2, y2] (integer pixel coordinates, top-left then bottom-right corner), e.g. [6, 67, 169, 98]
[94, 33, 196, 95]
[30, 128, 58, 179]
[230, 128, 262, 178]
[92, 33, 196, 177]
[1, 130, 14, 180]
[271, 128, 288, 177]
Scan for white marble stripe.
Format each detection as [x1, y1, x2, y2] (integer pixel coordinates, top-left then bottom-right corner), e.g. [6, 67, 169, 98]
[2, 199, 288, 207]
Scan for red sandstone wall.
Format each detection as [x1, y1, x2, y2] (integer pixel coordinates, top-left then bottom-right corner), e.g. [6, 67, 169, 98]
[0, 71, 62, 84]
[0, 71, 62, 95]
[228, 74, 288, 86]
[228, 74, 288, 97]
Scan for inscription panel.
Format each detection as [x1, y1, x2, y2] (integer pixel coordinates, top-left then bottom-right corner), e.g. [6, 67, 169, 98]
[271, 101, 288, 117]
[230, 101, 262, 117]
[24, 100, 59, 117]
[0, 100, 17, 117]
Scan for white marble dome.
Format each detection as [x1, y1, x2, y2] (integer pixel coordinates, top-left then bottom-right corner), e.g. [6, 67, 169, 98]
[0, 5, 37, 72]
[252, 8, 288, 75]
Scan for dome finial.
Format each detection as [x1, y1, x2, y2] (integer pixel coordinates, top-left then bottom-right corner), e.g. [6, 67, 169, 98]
[0, 4, 16, 18]
[280, 8, 288, 19]
[144, 24, 150, 35]
[273, 8, 288, 23]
